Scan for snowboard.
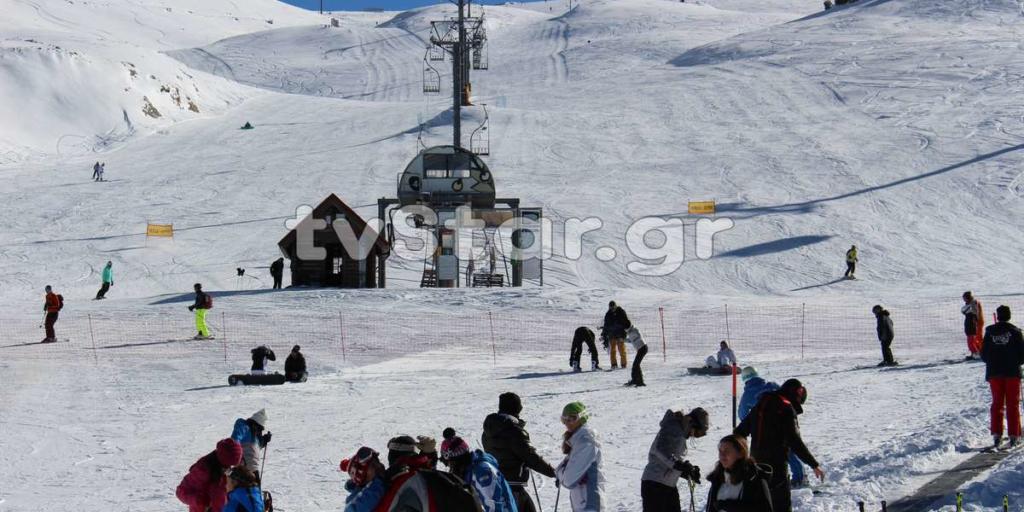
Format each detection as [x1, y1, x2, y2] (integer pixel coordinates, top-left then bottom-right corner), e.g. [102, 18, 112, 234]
[39, 338, 70, 344]
[228, 373, 287, 386]
[687, 366, 732, 376]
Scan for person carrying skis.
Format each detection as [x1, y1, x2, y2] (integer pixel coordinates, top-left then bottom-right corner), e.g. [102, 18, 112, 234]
[734, 379, 824, 512]
[640, 408, 708, 512]
[441, 428, 518, 512]
[284, 345, 307, 382]
[339, 446, 388, 512]
[570, 326, 601, 373]
[188, 283, 212, 339]
[873, 305, 897, 366]
[223, 466, 264, 512]
[231, 409, 271, 481]
[42, 285, 62, 343]
[981, 305, 1024, 449]
[625, 326, 648, 386]
[250, 345, 276, 374]
[270, 257, 285, 290]
[704, 435, 774, 512]
[962, 291, 985, 360]
[844, 245, 858, 279]
[95, 261, 114, 300]
[482, 392, 556, 512]
[556, 402, 605, 512]
[601, 301, 631, 369]
[176, 438, 243, 512]
[737, 367, 807, 489]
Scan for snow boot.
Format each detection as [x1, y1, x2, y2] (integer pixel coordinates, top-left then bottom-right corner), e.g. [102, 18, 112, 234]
[572, 364, 582, 373]
[592, 361, 601, 371]
[1009, 437, 1020, 449]
[993, 435, 1004, 450]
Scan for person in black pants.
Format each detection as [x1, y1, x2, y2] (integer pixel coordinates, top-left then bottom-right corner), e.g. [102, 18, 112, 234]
[270, 258, 285, 289]
[482, 393, 557, 512]
[570, 326, 601, 372]
[873, 305, 896, 366]
[626, 326, 648, 386]
[250, 345, 276, 374]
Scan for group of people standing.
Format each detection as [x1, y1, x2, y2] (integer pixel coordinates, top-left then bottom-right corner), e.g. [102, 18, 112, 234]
[91, 161, 107, 181]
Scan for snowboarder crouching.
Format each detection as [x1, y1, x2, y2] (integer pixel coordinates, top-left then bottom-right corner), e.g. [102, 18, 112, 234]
[250, 345, 276, 374]
[570, 326, 601, 372]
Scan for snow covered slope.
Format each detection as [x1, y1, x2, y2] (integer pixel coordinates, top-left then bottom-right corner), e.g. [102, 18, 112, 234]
[0, 0, 1022, 308]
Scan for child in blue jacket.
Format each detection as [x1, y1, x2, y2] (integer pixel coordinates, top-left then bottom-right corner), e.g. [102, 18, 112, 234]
[441, 428, 517, 512]
[224, 467, 265, 512]
[340, 447, 387, 512]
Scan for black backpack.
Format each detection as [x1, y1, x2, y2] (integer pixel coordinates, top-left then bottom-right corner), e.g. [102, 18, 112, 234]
[417, 469, 484, 512]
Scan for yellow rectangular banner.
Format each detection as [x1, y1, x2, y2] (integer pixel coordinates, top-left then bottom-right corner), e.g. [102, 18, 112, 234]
[146, 223, 174, 238]
[688, 201, 716, 215]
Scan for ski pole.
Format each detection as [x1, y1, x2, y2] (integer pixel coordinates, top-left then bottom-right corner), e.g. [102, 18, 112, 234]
[531, 473, 543, 512]
[260, 444, 268, 486]
[553, 484, 560, 512]
[688, 479, 697, 512]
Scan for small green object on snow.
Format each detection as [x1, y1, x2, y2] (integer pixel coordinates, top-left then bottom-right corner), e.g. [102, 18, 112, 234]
[241, 122, 254, 130]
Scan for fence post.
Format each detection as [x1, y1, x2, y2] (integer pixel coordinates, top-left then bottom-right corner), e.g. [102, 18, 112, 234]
[339, 312, 347, 363]
[488, 311, 497, 366]
[724, 304, 731, 342]
[221, 312, 228, 363]
[87, 314, 98, 365]
[659, 307, 667, 362]
[801, 303, 806, 360]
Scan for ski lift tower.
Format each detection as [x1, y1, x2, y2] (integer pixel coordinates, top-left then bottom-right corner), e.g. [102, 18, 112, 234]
[425, 0, 488, 148]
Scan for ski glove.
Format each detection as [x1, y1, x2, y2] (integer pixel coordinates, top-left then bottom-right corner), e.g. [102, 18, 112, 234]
[673, 460, 700, 482]
[261, 432, 272, 446]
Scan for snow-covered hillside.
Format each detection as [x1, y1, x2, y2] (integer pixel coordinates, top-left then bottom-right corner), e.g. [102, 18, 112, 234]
[1, 0, 1022, 310]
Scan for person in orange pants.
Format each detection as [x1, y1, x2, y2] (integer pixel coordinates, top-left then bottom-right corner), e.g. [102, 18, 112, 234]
[962, 291, 985, 359]
[602, 301, 630, 369]
[981, 305, 1024, 448]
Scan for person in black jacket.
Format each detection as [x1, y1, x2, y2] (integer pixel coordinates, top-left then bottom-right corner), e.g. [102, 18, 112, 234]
[284, 344, 307, 382]
[734, 379, 824, 512]
[270, 258, 285, 289]
[602, 301, 632, 369]
[250, 345, 276, 374]
[706, 434, 773, 512]
[981, 305, 1024, 449]
[873, 305, 897, 366]
[570, 326, 601, 372]
[481, 392, 556, 512]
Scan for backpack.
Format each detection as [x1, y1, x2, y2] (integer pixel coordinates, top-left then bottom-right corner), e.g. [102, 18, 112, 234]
[56, 294, 64, 311]
[203, 293, 213, 309]
[417, 469, 484, 512]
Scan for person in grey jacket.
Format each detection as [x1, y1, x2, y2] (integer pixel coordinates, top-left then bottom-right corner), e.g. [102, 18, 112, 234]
[640, 407, 709, 512]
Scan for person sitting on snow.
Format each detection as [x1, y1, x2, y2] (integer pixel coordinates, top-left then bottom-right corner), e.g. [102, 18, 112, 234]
[440, 428, 517, 512]
[250, 345, 276, 374]
[284, 345, 307, 382]
[231, 409, 271, 481]
[705, 341, 737, 369]
[339, 446, 387, 512]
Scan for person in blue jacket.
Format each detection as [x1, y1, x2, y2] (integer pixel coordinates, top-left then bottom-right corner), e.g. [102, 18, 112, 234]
[738, 366, 807, 487]
[441, 428, 518, 512]
[339, 446, 388, 512]
[223, 466, 265, 512]
[231, 409, 271, 480]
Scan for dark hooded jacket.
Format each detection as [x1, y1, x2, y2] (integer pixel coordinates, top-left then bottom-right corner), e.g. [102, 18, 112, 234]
[481, 413, 556, 484]
[981, 321, 1024, 380]
[705, 461, 774, 512]
[734, 391, 819, 472]
[602, 307, 631, 340]
[875, 309, 894, 343]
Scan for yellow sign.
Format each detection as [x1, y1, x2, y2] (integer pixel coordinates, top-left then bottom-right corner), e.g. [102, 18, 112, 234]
[146, 223, 174, 238]
[688, 201, 716, 215]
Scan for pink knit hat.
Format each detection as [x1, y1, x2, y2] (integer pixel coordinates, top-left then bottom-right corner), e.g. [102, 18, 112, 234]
[216, 438, 243, 466]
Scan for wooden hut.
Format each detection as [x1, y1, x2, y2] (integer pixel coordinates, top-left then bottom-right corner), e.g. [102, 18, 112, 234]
[278, 194, 388, 288]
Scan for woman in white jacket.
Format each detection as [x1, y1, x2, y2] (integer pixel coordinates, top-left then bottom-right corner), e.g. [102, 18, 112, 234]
[556, 402, 605, 511]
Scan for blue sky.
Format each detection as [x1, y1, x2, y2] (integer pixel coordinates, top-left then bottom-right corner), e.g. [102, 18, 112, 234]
[280, 0, 538, 12]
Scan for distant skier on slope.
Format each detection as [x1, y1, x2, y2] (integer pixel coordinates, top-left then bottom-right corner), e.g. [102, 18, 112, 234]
[481, 392, 557, 512]
[41, 285, 63, 343]
[92, 162, 101, 181]
[95, 261, 113, 300]
[187, 283, 212, 340]
[735, 379, 824, 512]
[269, 257, 284, 290]
[738, 367, 808, 488]
[962, 291, 985, 360]
[981, 305, 1024, 450]
[250, 345, 276, 374]
[231, 409, 271, 480]
[570, 326, 601, 372]
[873, 305, 897, 366]
[844, 245, 858, 279]
[624, 326, 648, 386]
[601, 301, 631, 369]
[640, 407, 707, 512]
